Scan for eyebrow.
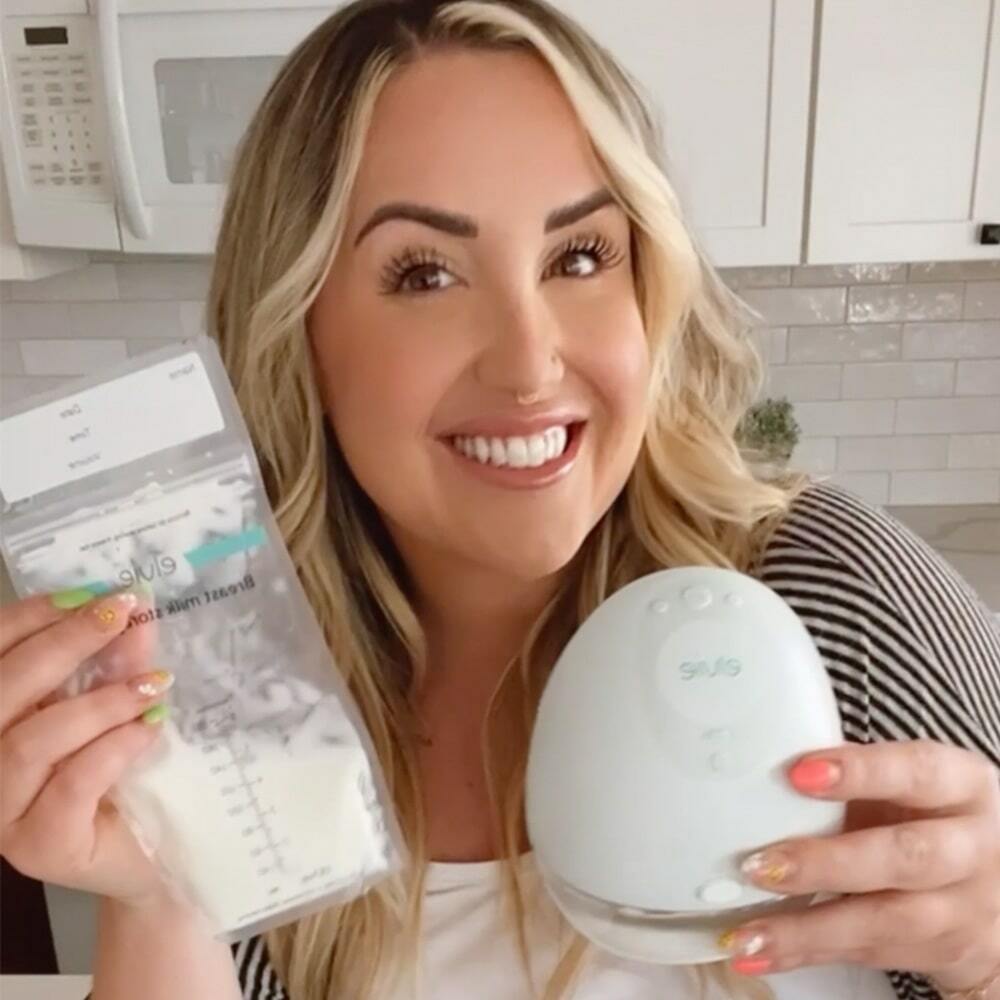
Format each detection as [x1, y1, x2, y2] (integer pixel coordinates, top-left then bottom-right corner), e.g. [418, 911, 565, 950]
[352, 187, 616, 247]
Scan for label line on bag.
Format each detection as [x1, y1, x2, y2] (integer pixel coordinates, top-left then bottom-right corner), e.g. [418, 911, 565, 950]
[0, 352, 225, 504]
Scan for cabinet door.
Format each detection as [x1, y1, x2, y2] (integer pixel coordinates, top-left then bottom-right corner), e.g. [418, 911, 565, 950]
[557, 0, 815, 266]
[809, 0, 1000, 263]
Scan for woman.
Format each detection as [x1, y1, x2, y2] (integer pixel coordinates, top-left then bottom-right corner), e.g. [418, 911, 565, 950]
[1, 1, 998, 999]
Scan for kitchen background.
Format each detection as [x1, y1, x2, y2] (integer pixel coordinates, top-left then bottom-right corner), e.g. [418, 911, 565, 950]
[0, 0, 997, 988]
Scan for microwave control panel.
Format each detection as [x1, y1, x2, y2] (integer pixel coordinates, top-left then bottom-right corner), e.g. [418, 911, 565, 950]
[4, 19, 110, 201]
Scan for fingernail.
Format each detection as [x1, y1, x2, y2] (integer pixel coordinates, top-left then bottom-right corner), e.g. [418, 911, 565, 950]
[142, 704, 169, 725]
[732, 957, 773, 976]
[51, 587, 98, 610]
[87, 592, 138, 632]
[128, 670, 174, 699]
[718, 925, 771, 958]
[789, 758, 842, 793]
[741, 848, 797, 886]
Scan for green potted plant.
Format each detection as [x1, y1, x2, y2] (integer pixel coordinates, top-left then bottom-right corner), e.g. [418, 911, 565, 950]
[736, 397, 801, 479]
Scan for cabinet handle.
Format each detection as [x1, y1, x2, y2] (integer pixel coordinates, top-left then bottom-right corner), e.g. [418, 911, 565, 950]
[979, 223, 1000, 245]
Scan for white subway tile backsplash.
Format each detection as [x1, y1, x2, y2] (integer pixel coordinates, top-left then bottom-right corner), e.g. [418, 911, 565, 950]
[793, 263, 906, 286]
[178, 300, 207, 338]
[948, 434, 1000, 469]
[791, 437, 837, 473]
[889, 470, 999, 505]
[720, 266, 791, 289]
[831, 472, 890, 505]
[847, 283, 964, 324]
[903, 321, 999, 359]
[795, 400, 895, 437]
[895, 397, 1000, 434]
[841, 361, 954, 399]
[0, 376, 71, 405]
[1, 341, 24, 376]
[68, 301, 183, 340]
[127, 337, 185, 357]
[7, 264, 118, 302]
[20, 338, 127, 377]
[749, 326, 788, 365]
[955, 360, 1000, 396]
[1, 303, 72, 338]
[787, 324, 901, 363]
[908, 261, 1000, 282]
[838, 435, 948, 472]
[116, 261, 211, 301]
[766, 364, 841, 400]
[738, 287, 847, 327]
[963, 281, 1000, 320]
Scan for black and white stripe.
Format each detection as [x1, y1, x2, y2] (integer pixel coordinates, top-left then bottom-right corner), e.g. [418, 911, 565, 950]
[235, 481, 1000, 1000]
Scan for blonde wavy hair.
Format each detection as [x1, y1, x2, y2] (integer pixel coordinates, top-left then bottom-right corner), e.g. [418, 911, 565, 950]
[208, 1, 807, 997]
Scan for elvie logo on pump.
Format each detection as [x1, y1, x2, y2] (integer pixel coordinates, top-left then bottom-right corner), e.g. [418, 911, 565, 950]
[679, 657, 742, 680]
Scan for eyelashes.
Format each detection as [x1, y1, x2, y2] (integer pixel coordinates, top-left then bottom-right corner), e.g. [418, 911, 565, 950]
[376, 230, 626, 296]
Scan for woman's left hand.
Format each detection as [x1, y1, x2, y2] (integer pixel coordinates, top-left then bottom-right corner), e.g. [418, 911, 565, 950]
[719, 739, 1000, 991]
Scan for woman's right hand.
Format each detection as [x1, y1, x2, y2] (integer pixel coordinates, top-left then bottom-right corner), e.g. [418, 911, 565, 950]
[0, 590, 177, 910]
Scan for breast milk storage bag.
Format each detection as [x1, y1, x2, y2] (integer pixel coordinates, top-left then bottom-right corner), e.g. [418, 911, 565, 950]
[0, 337, 405, 941]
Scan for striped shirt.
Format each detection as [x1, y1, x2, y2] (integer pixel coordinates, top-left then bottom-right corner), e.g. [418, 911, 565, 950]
[233, 482, 1000, 1000]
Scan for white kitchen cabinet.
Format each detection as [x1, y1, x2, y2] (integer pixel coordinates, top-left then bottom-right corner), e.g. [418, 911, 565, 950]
[0, 158, 86, 280]
[809, 0, 1000, 264]
[559, 0, 815, 267]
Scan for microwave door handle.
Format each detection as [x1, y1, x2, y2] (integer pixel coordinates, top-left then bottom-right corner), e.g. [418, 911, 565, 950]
[96, 0, 152, 240]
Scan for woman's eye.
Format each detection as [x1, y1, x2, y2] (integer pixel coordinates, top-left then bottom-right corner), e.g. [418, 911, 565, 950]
[399, 264, 457, 294]
[545, 236, 623, 281]
[379, 250, 459, 296]
[554, 250, 600, 278]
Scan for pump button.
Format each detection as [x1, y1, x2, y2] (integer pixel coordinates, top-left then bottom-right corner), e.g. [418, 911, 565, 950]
[682, 585, 712, 610]
[696, 878, 743, 904]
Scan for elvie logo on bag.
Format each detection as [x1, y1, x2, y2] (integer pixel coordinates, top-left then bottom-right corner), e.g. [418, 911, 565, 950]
[117, 554, 178, 586]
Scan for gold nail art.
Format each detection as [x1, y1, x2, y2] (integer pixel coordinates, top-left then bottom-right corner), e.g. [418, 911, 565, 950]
[741, 849, 795, 885]
[718, 927, 769, 957]
[87, 592, 138, 632]
[128, 670, 174, 699]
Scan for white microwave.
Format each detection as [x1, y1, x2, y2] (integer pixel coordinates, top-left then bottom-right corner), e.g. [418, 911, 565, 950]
[0, 0, 336, 254]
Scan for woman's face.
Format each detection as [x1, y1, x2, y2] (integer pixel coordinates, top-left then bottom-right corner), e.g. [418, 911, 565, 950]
[310, 49, 649, 585]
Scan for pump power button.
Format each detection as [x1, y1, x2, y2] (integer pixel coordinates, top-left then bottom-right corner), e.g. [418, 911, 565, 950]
[696, 878, 743, 904]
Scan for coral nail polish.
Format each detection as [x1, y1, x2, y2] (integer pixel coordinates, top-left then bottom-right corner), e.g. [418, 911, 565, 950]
[732, 957, 773, 976]
[789, 758, 841, 792]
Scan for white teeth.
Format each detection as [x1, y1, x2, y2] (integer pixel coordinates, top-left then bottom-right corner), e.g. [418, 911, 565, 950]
[451, 425, 573, 469]
[507, 437, 528, 468]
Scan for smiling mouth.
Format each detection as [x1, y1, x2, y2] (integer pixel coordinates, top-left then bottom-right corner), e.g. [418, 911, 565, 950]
[446, 422, 584, 469]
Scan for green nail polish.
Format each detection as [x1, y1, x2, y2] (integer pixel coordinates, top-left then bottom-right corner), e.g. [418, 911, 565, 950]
[142, 704, 169, 725]
[51, 588, 98, 610]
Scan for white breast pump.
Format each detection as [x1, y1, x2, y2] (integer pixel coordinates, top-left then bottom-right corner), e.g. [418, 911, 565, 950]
[524, 566, 846, 965]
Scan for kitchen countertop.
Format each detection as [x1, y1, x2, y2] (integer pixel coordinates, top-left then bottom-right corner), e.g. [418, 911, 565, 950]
[886, 503, 1000, 614]
[0, 977, 91, 1000]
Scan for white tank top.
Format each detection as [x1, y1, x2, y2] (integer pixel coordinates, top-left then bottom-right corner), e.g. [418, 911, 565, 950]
[380, 852, 901, 1000]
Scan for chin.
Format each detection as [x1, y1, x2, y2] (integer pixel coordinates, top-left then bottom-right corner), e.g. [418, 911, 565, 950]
[477, 529, 587, 583]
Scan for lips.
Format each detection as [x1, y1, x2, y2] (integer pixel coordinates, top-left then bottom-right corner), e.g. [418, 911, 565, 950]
[439, 408, 588, 440]
[440, 421, 585, 490]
